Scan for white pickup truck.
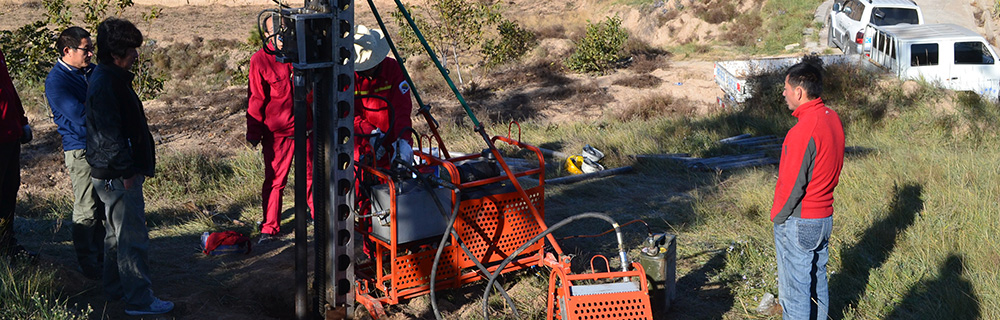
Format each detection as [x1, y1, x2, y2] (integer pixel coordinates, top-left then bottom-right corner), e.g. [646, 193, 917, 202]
[714, 55, 870, 105]
[716, 24, 1000, 105]
[865, 23, 1000, 99]
[829, 0, 923, 54]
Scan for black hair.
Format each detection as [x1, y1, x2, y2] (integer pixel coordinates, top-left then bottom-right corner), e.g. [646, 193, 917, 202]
[786, 55, 824, 99]
[95, 18, 143, 64]
[56, 27, 90, 57]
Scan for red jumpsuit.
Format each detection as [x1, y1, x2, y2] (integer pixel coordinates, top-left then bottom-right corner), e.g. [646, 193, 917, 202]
[354, 58, 413, 256]
[247, 47, 314, 236]
[354, 57, 413, 166]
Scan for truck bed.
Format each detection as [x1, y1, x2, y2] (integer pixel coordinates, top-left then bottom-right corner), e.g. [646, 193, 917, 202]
[715, 55, 868, 105]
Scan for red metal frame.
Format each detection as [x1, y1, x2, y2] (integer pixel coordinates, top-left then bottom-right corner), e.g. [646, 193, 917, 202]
[547, 262, 653, 320]
[353, 129, 654, 319]
[355, 135, 549, 315]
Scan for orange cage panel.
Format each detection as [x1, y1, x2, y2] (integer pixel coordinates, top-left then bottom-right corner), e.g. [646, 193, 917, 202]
[548, 262, 653, 320]
[374, 185, 546, 298]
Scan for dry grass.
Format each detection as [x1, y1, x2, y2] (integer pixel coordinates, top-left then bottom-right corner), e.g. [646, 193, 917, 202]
[618, 93, 695, 120]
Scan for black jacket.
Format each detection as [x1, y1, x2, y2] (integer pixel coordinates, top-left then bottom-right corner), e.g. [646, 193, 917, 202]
[85, 63, 155, 179]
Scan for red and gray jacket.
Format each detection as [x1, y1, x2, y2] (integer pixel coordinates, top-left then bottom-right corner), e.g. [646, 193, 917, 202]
[770, 98, 845, 224]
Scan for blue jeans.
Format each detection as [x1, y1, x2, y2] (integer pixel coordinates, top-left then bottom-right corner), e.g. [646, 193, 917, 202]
[774, 216, 832, 320]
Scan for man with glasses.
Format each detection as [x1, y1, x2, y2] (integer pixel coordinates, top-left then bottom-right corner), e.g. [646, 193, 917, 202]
[45, 26, 105, 280]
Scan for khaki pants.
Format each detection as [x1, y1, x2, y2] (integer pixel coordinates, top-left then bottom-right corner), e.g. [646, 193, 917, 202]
[64, 149, 105, 278]
[92, 176, 155, 309]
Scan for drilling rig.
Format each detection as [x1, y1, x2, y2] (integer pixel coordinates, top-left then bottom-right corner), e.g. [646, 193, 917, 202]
[261, 1, 675, 319]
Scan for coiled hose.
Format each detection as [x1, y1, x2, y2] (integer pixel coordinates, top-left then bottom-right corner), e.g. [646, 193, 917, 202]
[481, 212, 628, 319]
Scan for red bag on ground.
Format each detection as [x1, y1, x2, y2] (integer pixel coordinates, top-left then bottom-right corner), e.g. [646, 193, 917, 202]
[202, 231, 252, 255]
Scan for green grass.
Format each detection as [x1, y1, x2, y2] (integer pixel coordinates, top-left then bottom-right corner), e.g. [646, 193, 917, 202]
[430, 66, 998, 318]
[0, 258, 91, 319]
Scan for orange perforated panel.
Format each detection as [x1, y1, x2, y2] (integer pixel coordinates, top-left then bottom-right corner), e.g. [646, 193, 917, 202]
[564, 293, 652, 320]
[454, 186, 545, 267]
[385, 186, 545, 296]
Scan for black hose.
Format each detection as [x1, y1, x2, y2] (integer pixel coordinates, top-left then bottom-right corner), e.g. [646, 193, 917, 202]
[393, 159, 520, 319]
[481, 212, 628, 319]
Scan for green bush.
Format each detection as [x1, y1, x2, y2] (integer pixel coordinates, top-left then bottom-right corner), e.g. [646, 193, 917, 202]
[481, 19, 537, 68]
[565, 16, 629, 74]
[0, 21, 57, 86]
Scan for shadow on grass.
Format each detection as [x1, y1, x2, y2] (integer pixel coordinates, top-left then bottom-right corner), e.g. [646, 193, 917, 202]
[885, 253, 980, 319]
[829, 182, 923, 319]
[667, 250, 733, 319]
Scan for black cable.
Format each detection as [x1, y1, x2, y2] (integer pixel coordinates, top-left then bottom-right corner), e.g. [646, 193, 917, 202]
[393, 159, 520, 319]
[481, 212, 628, 319]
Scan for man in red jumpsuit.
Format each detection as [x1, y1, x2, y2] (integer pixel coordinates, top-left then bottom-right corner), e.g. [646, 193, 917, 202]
[353, 25, 413, 257]
[247, 16, 313, 243]
[353, 24, 413, 167]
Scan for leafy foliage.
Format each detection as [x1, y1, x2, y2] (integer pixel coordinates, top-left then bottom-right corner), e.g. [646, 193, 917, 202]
[565, 16, 629, 74]
[0, 21, 57, 86]
[481, 19, 537, 68]
[392, 0, 508, 82]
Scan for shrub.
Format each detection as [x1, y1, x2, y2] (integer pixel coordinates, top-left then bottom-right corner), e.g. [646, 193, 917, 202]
[481, 19, 537, 68]
[723, 13, 763, 47]
[565, 16, 629, 74]
[0, 21, 57, 86]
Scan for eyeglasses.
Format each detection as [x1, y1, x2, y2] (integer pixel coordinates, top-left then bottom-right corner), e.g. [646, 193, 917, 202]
[74, 46, 94, 54]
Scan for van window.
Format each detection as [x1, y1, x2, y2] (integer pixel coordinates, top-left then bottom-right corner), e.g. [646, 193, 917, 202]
[955, 41, 996, 64]
[870, 8, 920, 26]
[845, 0, 865, 21]
[911, 43, 938, 66]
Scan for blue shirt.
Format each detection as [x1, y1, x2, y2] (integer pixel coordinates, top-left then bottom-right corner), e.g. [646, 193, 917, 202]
[45, 59, 94, 151]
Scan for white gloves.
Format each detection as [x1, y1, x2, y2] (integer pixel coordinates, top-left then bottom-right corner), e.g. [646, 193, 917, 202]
[20, 124, 31, 144]
[391, 140, 413, 165]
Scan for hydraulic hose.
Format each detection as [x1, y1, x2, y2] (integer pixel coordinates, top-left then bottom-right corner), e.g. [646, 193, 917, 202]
[481, 212, 629, 320]
[393, 159, 520, 319]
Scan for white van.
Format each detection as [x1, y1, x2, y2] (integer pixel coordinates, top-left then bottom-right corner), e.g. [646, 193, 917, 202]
[866, 23, 1000, 99]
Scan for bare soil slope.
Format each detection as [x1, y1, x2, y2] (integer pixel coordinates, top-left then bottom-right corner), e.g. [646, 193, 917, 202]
[2, 0, 997, 319]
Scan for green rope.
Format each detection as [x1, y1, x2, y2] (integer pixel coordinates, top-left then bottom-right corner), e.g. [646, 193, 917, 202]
[366, 0, 426, 109]
[387, 0, 481, 128]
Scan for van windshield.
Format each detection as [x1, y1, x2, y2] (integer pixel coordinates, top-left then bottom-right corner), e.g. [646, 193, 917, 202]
[870, 8, 920, 26]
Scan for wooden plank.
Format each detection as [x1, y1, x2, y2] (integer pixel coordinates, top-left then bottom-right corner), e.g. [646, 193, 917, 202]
[546, 166, 634, 185]
[721, 135, 778, 145]
[710, 157, 779, 171]
[718, 133, 753, 143]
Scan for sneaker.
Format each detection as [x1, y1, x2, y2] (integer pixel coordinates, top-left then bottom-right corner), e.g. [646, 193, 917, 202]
[258, 233, 273, 244]
[582, 144, 604, 162]
[125, 297, 174, 315]
[581, 158, 605, 173]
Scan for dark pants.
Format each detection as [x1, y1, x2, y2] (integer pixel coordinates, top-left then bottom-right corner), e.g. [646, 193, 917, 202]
[92, 176, 155, 309]
[0, 141, 19, 255]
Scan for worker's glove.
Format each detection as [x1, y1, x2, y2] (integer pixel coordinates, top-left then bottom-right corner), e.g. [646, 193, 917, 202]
[369, 129, 386, 160]
[20, 124, 32, 144]
[391, 140, 413, 166]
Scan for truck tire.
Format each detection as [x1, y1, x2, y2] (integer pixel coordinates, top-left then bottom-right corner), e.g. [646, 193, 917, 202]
[827, 16, 836, 48]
